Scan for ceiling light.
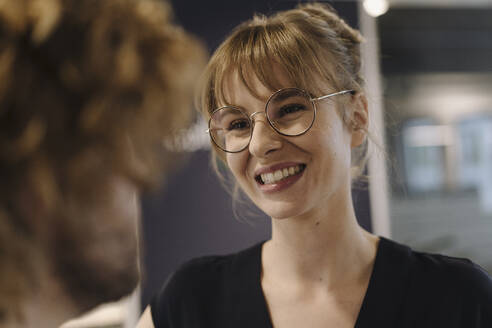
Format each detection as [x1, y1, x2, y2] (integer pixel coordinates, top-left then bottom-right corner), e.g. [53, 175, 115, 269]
[363, 0, 389, 17]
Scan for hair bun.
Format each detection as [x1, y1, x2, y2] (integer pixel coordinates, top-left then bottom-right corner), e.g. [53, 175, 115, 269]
[297, 3, 363, 44]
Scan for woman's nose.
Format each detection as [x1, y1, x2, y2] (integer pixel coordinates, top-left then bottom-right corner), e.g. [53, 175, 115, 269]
[248, 114, 282, 157]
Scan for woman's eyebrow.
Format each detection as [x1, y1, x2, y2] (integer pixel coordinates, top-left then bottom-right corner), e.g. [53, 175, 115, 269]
[270, 89, 305, 102]
[212, 106, 246, 121]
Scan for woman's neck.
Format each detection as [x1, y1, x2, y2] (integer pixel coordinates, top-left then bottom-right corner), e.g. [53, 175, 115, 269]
[263, 190, 379, 291]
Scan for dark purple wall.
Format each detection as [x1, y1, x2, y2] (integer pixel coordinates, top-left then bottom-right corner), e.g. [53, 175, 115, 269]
[139, 0, 370, 310]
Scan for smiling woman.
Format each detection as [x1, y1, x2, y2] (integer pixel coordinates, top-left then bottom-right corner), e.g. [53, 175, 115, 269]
[138, 2, 492, 328]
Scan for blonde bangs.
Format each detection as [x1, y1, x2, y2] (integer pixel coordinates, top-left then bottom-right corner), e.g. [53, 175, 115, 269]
[201, 14, 344, 119]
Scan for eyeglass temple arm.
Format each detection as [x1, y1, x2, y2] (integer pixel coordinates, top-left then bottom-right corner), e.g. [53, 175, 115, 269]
[311, 89, 355, 102]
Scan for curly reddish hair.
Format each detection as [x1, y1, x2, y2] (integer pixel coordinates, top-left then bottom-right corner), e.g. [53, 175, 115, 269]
[0, 0, 205, 320]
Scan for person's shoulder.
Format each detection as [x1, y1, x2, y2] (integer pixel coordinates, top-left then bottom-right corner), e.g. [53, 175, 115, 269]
[414, 248, 492, 298]
[413, 245, 489, 283]
[171, 242, 263, 285]
[170, 253, 231, 284]
[149, 242, 265, 326]
[383, 237, 492, 301]
[155, 241, 264, 301]
[150, 242, 264, 326]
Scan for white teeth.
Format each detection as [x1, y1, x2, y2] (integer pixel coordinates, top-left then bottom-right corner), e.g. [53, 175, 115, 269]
[274, 171, 283, 180]
[259, 165, 304, 185]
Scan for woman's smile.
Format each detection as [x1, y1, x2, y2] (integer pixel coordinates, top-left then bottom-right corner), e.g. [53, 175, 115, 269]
[254, 162, 307, 193]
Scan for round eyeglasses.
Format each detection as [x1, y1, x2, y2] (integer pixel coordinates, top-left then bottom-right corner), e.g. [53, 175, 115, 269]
[206, 88, 355, 153]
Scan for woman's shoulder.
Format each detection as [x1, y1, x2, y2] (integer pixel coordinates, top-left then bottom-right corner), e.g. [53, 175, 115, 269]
[371, 237, 492, 326]
[413, 246, 492, 301]
[168, 241, 264, 287]
[381, 237, 492, 302]
[150, 241, 264, 326]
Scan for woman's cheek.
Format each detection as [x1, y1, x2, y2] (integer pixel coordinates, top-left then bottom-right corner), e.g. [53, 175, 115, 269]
[226, 151, 250, 186]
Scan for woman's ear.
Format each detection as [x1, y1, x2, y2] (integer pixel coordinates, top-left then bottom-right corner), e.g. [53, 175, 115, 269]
[349, 92, 368, 148]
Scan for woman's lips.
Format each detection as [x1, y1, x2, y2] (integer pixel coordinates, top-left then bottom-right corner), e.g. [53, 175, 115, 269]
[255, 164, 306, 193]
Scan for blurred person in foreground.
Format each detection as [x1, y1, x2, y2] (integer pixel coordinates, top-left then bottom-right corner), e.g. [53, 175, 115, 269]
[0, 0, 205, 326]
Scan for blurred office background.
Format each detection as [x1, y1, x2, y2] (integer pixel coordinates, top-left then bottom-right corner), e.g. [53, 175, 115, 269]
[379, 0, 492, 272]
[61, 0, 492, 327]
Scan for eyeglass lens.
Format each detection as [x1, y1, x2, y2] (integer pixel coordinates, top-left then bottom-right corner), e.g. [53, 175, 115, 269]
[209, 88, 315, 152]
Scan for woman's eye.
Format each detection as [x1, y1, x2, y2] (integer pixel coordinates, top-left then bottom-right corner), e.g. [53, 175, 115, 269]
[228, 119, 250, 130]
[279, 104, 306, 116]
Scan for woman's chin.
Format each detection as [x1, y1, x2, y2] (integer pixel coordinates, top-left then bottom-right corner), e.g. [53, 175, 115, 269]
[262, 204, 305, 221]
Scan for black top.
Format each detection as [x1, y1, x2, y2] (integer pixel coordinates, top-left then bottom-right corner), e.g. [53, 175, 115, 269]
[150, 237, 492, 327]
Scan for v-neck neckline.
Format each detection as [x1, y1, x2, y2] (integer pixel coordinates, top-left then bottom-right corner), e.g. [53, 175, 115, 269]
[246, 237, 412, 328]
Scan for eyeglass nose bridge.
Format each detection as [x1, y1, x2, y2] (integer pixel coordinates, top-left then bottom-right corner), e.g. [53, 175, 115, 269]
[249, 111, 267, 122]
[249, 110, 277, 135]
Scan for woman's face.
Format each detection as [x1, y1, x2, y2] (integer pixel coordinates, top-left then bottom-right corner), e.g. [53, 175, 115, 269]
[223, 70, 362, 220]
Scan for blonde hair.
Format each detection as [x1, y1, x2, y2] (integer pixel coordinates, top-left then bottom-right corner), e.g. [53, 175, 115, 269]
[199, 2, 368, 200]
